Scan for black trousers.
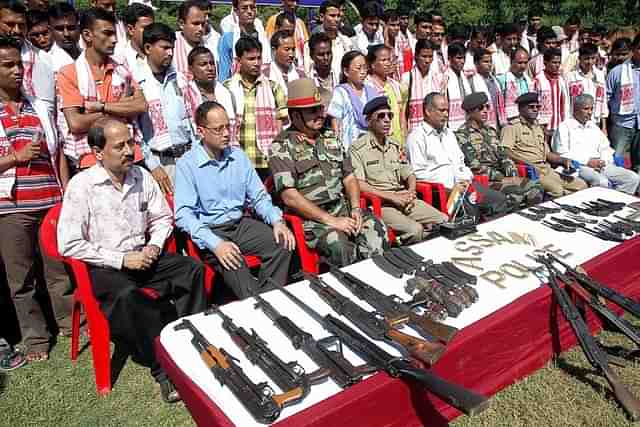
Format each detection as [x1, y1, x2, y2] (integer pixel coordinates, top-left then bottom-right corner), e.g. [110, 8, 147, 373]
[89, 253, 206, 380]
[201, 217, 292, 299]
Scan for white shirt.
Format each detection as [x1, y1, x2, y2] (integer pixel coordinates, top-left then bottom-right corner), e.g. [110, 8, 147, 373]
[552, 118, 614, 165]
[406, 121, 473, 188]
[492, 49, 510, 76]
[220, 12, 264, 34]
[49, 43, 76, 74]
[350, 25, 384, 54]
[57, 164, 173, 270]
[22, 41, 55, 106]
[204, 27, 221, 63]
[564, 67, 609, 121]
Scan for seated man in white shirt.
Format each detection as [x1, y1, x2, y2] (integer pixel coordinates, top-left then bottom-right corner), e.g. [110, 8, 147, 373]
[553, 94, 639, 194]
[406, 92, 473, 189]
[58, 117, 207, 404]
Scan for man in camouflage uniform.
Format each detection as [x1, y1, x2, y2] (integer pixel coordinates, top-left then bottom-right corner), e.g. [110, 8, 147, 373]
[456, 92, 544, 207]
[351, 97, 447, 244]
[501, 92, 588, 198]
[269, 79, 389, 267]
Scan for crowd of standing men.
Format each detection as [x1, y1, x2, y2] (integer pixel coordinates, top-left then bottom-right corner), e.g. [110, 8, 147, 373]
[0, 0, 639, 404]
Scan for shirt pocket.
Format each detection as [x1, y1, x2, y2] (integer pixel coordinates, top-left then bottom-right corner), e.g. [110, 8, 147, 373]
[295, 159, 324, 190]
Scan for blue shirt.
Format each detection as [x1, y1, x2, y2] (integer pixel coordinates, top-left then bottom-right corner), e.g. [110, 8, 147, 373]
[606, 61, 640, 129]
[136, 65, 195, 170]
[174, 144, 282, 251]
[218, 32, 236, 83]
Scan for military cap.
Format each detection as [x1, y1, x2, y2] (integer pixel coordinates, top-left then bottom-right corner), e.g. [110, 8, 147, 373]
[363, 96, 391, 116]
[461, 92, 489, 111]
[515, 92, 539, 105]
[287, 78, 323, 109]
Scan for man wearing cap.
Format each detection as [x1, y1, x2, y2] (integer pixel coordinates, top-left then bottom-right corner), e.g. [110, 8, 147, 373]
[269, 79, 389, 266]
[456, 92, 544, 207]
[501, 92, 587, 198]
[175, 101, 294, 299]
[350, 97, 446, 244]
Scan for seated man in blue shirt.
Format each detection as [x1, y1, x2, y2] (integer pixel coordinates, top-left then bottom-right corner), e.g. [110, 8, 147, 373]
[174, 101, 295, 298]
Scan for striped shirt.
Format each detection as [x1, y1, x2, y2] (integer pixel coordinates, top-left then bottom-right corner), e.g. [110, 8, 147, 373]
[0, 100, 62, 215]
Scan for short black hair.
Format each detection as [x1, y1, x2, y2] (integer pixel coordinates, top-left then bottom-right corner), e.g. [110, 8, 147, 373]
[543, 47, 562, 62]
[366, 43, 387, 65]
[528, 6, 544, 19]
[80, 7, 116, 32]
[340, 49, 365, 83]
[235, 35, 262, 58]
[309, 31, 331, 54]
[415, 38, 434, 56]
[499, 22, 519, 36]
[88, 117, 128, 150]
[188, 45, 213, 66]
[26, 10, 47, 27]
[142, 22, 174, 47]
[447, 42, 466, 58]
[591, 24, 607, 37]
[470, 27, 488, 40]
[122, 3, 154, 27]
[382, 8, 398, 23]
[48, 2, 78, 23]
[447, 24, 467, 41]
[578, 43, 598, 57]
[565, 14, 580, 26]
[178, 0, 207, 22]
[0, 0, 26, 15]
[633, 34, 640, 49]
[473, 48, 491, 63]
[0, 34, 21, 52]
[414, 12, 431, 27]
[319, 0, 341, 15]
[360, 1, 380, 19]
[270, 29, 293, 50]
[195, 101, 226, 127]
[536, 26, 556, 46]
[612, 37, 632, 52]
[275, 11, 295, 29]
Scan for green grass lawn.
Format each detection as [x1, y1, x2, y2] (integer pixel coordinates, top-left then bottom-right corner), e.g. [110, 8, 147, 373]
[2, 326, 639, 426]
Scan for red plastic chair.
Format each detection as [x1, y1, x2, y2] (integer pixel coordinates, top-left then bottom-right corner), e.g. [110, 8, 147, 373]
[360, 191, 397, 244]
[40, 202, 180, 395]
[416, 181, 448, 215]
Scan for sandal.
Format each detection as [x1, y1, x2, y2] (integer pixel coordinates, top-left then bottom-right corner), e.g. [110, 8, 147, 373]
[0, 348, 27, 371]
[25, 351, 49, 363]
[159, 378, 181, 404]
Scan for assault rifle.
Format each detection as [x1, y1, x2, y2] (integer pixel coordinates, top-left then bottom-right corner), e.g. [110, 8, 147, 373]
[306, 274, 445, 365]
[536, 257, 640, 420]
[329, 267, 458, 343]
[206, 305, 329, 406]
[174, 319, 282, 424]
[253, 294, 375, 388]
[547, 254, 640, 318]
[272, 280, 491, 416]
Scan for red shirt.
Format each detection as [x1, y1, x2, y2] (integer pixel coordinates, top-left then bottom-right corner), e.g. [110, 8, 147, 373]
[0, 99, 62, 214]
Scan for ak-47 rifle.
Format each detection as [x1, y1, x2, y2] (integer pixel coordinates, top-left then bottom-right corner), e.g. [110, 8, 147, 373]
[536, 257, 640, 420]
[306, 274, 445, 365]
[206, 305, 329, 406]
[173, 319, 282, 424]
[329, 267, 458, 343]
[253, 294, 375, 388]
[547, 254, 640, 318]
[272, 280, 491, 416]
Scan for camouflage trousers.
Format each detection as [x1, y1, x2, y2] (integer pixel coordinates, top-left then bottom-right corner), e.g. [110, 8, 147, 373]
[303, 199, 389, 267]
[489, 177, 545, 207]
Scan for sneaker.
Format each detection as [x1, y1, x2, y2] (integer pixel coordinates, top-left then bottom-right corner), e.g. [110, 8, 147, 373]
[0, 348, 27, 371]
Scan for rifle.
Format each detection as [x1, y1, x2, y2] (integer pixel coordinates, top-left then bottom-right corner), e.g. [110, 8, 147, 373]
[173, 319, 282, 424]
[547, 254, 640, 318]
[206, 305, 329, 406]
[253, 294, 375, 388]
[329, 267, 459, 343]
[272, 280, 491, 416]
[306, 274, 445, 366]
[406, 276, 465, 318]
[536, 257, 640, 420]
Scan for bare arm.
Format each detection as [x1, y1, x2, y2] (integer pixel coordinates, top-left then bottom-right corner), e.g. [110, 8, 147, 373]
[103, 88, 148, 118]
[58, 152, 70, 191]
[0, 153, 18, 175]
[63, 107, 103, 135]
[343, 173, 361, 209]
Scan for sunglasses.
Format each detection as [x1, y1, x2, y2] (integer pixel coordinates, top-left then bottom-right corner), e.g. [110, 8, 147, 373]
[375, 111, 394, 120]
[474, 104, 490, 112]
[527, 104, 542, 110]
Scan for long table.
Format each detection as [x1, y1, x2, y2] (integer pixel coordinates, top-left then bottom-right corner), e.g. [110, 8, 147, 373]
[156, 187, 640, 426]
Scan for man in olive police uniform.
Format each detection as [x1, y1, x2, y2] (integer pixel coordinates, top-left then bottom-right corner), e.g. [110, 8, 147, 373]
[350, 97, 447, 244]
[269, 79, 389, 266]
[501, 92, 587, 198]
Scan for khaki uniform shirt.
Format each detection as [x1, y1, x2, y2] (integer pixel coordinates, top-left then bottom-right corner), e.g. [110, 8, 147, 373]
[349, 132, 412, 192]
[500, 117, 548, 166]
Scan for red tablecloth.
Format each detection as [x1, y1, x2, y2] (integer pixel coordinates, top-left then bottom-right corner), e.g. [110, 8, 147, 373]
[156, 237, 640, 427]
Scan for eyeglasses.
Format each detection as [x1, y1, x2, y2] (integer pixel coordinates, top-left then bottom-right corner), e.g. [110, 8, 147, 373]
[202, 124, 231, 134]
[375, 111, 394, 120]
[474, 104, 490, 112]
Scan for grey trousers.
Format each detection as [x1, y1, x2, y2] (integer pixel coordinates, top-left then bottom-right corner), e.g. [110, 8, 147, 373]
[201, 217, 292, 299]
[579, 164, 640, 194]
[0, 210, 73, 352]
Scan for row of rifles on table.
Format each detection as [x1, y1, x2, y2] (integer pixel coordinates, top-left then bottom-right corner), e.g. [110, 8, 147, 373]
[174, 254, 489, 424]
[517, 198, 638, 242]
[535, 253, 640, 421]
